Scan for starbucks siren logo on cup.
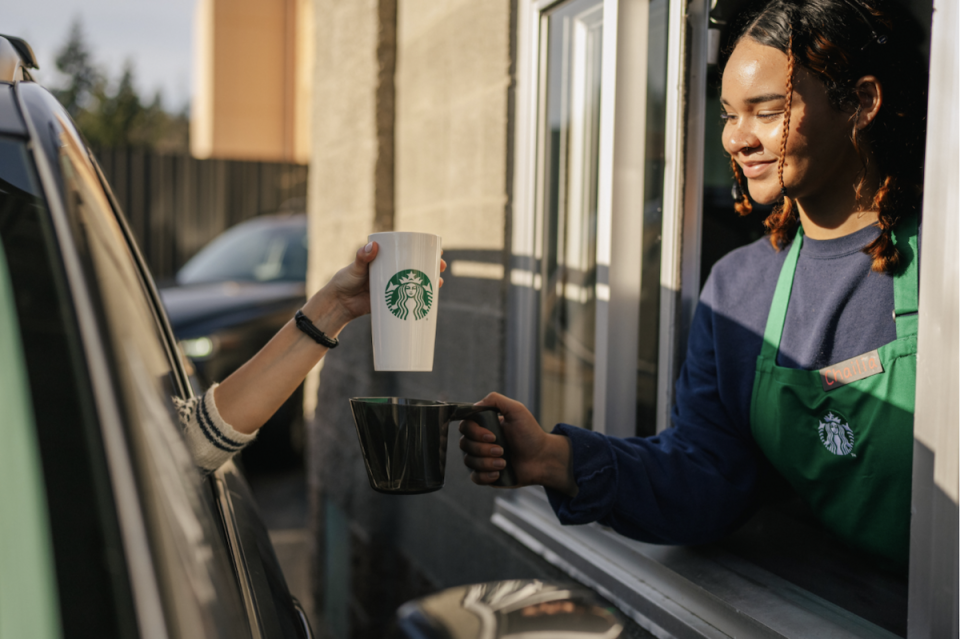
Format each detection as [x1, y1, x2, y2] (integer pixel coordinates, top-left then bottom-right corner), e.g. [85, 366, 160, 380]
[385, 270, 433, 320]
[368, 232, 442, 371]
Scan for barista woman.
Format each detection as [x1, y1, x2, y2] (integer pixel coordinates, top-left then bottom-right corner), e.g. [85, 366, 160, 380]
[460, 0, 927, 564]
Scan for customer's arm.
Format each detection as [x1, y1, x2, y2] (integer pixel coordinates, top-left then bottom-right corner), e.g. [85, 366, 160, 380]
[214, 241, 379, 434]
[178, 241, 443, 471]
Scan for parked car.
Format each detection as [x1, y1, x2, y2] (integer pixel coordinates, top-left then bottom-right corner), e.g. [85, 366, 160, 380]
[160, 214, 308, 470]
[0, 35, 312, 638]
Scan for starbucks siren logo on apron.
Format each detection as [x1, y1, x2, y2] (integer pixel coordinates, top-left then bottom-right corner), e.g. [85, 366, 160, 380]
[385, 269, 433, 320]
[818, 411, 855, 456]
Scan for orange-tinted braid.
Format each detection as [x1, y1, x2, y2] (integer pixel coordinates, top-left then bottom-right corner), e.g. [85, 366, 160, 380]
[764, 33, 798, 249]
[731, 156, 753, 216]
[864, 176, 901, 272]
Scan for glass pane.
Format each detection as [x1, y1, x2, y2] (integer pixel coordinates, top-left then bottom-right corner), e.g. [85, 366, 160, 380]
[539, 0, 605, 432]
[636, 0, 669, 436]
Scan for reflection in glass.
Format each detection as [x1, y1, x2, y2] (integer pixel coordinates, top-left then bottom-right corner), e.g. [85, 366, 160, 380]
[539, 0, 604, 432]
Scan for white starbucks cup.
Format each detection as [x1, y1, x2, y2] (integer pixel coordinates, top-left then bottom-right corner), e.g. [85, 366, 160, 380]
[368, 232, 442, 371]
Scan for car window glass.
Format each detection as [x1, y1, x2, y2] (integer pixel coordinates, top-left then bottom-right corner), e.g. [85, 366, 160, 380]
[0, 134, 137, 638]
[0, 138, 39, 194]
[177, 220, 307, 285]
[52, 114, 249, 638]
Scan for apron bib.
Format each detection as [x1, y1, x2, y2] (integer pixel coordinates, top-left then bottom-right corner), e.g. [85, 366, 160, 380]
[750, 217, 918, 564]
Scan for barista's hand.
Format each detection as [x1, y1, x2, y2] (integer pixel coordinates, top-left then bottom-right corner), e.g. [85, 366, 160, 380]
[459, 392, 578, 497]
[306, 242, 447, 327]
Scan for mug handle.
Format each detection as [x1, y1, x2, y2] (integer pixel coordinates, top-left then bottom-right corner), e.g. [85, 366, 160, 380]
[450, 405, 518, 487]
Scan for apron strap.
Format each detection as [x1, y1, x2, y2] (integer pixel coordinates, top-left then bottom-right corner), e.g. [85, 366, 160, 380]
[760, 228, 804, 359]
[892, 214, 920, 338]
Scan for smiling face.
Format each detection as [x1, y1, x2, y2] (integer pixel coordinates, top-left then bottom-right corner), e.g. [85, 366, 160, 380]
[721, 38, 862, 208]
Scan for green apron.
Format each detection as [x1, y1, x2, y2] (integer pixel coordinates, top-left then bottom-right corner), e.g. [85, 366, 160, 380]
[750, 217, 918, 564]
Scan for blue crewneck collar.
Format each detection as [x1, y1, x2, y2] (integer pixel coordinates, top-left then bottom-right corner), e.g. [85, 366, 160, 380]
[798, 224, 882, 259]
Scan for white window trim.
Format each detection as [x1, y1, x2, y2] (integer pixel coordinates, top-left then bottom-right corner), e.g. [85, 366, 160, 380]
[507, 0, 695, 469]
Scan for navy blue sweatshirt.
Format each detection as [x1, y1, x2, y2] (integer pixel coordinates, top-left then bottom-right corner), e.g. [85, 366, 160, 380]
[547, 224, 900, 544]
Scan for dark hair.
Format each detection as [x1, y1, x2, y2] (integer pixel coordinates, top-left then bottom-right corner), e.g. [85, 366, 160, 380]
[724, 0, 928, 273]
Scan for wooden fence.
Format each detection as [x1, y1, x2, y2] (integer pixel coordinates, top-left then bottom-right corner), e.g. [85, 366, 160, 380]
[93, 147, 309, 282]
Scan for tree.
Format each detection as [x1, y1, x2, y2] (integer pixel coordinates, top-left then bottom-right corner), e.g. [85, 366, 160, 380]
[53, 19, 102, 118]
[51, 18, 189, 151]
[79, 62, 143, 147]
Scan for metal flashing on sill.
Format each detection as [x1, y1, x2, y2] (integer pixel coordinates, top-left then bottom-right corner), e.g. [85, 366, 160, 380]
[492, 489, 900, 639]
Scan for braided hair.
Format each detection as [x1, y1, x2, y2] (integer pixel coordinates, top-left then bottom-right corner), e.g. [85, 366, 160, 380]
[725, 0, 927, 273]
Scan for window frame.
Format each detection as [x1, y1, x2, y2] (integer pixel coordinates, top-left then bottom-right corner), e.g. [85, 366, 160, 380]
[508, 0, 656, 439]
[17, 80, 174, 639]
[85, 102, 313, 639]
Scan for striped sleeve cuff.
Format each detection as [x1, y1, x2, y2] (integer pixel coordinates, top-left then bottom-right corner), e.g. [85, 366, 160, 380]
[175, 383, 257, 472]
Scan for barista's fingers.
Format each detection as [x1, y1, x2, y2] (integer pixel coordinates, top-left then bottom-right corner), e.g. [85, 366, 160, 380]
[459, 435, 503, 458]
[469, 470, 501, 485]
[462, 451, 506, 471]
[459, 419, 497, 443]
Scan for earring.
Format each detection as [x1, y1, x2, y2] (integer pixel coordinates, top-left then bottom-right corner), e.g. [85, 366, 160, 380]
[732, 181, 743, 202]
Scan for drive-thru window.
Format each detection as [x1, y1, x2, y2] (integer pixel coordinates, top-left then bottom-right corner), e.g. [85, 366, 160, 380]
[496, 0, 956, 637]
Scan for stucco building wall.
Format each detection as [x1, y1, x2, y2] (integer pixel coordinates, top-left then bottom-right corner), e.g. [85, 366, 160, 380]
[192, 0, 313, 163]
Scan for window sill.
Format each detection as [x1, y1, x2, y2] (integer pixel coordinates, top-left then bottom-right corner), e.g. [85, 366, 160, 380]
[492, 488, 900, 639]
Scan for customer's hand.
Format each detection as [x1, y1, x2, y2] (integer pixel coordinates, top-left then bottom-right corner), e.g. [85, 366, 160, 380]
[459, 392, 578, 497]
[311, 241, 447, 325]
[324, 241, 380, 322]
[217, 242, 446, 437]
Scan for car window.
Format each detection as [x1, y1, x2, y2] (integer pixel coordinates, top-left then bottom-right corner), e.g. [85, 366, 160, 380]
[177, 220, 307, 285]
[41, 104, 250, 637]
[0, 133, 138, 638]
[0, 223, 61, 639]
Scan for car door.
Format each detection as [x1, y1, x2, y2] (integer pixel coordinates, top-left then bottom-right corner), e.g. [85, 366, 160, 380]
[2, 79, 310, 638]
[84, 101, 315, 639]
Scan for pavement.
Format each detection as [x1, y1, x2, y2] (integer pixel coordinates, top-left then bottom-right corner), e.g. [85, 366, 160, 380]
[245, 465, 316, 632]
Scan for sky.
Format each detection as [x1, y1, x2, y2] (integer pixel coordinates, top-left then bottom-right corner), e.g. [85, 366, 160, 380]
[4, 0, 196, 112]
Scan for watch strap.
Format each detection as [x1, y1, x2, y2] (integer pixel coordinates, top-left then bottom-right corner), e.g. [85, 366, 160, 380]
[295, 310, 339, 348]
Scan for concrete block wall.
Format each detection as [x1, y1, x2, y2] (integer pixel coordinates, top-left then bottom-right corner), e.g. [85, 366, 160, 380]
[305, 2, 390, 634]
[307, 1, 570, 638]
[394, 0, 512, 250]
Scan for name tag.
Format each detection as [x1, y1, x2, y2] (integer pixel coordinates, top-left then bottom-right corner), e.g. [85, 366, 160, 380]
[819, 350, 884, 391]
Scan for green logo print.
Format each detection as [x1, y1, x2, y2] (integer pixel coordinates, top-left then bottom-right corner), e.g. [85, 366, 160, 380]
[385, 269, 434, 320]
